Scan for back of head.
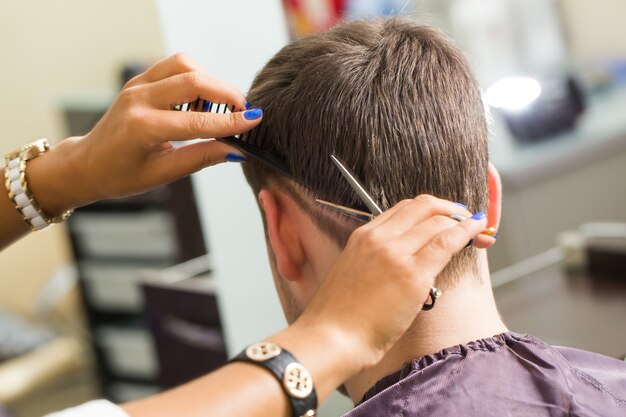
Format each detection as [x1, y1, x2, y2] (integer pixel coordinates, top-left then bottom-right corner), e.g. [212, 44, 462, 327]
[243, 17, 488, 287]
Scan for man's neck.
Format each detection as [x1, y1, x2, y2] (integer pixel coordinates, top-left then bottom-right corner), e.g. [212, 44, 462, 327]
[344, 253, 508, 404]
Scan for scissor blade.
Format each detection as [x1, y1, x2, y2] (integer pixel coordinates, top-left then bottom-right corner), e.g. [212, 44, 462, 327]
[330, 155, 383, 216]
[315, 199, 373, 223]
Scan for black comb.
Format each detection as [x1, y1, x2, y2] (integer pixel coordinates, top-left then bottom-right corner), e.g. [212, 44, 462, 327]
[173, 100, 294, 179]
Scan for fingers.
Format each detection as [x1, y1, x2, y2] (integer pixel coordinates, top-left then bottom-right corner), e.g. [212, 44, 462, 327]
[375, 195, 472, 235]
[357, 195, 472, 242]
[123, 53, 200, 88]
[150, 109, 262, 143]
[472, 233, 497, 249]
[144, 70, 247, 111]
[413, 214, 488, 277]
[155, 140, 243, 180]
[356, 199, 412, 233]
[394, 214, 460, 251]
[351, 194, 491, 264]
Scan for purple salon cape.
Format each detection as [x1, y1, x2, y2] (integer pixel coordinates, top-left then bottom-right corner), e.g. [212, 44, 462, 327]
[343, 333, 626, 417]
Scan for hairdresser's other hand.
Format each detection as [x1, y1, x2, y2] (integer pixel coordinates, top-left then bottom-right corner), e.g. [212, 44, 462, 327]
[28, 53, 261, 215]
[292, 195, 487, 371]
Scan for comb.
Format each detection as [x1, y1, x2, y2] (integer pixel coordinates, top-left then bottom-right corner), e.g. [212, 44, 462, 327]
[173, 100, 294, 179]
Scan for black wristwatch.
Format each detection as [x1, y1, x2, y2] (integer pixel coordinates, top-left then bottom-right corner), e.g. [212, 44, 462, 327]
[230, 342, 318, 417]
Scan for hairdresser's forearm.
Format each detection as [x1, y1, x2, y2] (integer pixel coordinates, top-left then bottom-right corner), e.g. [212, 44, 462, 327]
[122, 320, 361, 417]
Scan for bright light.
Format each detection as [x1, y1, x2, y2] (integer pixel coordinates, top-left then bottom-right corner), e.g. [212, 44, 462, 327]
[485, 77, 542, 110]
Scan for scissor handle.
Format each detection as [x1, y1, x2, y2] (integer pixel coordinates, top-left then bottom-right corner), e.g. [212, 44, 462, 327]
[422, 286, 442, 311]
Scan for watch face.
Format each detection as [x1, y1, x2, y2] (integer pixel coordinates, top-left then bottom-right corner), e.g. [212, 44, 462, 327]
[283, 362, 313, 399]
[246, 341, 282, 362]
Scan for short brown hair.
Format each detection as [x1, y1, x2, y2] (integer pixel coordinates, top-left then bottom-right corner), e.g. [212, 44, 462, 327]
[243, 18, 488, 287]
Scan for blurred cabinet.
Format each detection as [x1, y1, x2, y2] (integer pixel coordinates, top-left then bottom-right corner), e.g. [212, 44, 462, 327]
[142, 255, 227, 389]
[494, 262, 626, 359]
[491, 150, 626, 271]
[62, 93, 224, 401]
[66, 178, 207, 401]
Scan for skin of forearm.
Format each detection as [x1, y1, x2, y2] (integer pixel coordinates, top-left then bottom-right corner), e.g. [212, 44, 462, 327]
[122, 321, 363, 417]
[122, 362, 291, 417]
[26, 138, 85, 216]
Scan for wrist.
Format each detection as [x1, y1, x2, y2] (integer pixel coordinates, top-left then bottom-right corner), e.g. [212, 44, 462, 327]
[270, 317, 373, 401]
[296, 312, 386, 371]
[26, 138, 86, 216]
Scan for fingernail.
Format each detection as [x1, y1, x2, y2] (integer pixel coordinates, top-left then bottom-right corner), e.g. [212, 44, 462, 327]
[453, 202, 468, 210]
[246, 101, 252, 110]
[493, 233, 498, 240]
[226, 153, 246, 163]
[471, 211, 486, 220]
[244, 108, 263, 120]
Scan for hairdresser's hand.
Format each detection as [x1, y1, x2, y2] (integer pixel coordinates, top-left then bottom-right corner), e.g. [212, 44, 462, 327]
[28, 53, 261, 215]
[292, 195, 487, 371]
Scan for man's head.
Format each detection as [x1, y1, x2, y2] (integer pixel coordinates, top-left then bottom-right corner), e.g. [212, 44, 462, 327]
[242, 18, 491, 322]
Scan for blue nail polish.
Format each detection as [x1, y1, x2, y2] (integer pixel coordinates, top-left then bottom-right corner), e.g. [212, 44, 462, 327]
[244, 108, 263, 120]
[226, 153, 246, 163]
[453, 202, 468, 210]
[246, 101, 252, 110]
[471, 211, 486, 220]
[493, 234, 498, 240]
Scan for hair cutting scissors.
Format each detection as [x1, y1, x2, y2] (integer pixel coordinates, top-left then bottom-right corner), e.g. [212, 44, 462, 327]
[316, 155, 494, 311]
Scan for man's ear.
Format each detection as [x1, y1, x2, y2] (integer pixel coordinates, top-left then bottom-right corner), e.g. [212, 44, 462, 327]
[258, 189, 306, 282]
[487, 161, 502, 231]
[473, 162, 502, 250]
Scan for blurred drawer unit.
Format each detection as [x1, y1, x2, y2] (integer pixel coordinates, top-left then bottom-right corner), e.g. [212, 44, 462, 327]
[66, 177, 207, 402]
[142, 255, 227, 389]
[71, 212, 178, 259]
[80, 261, 171, 312]
[108, 382, 161, 404]
[96, 326, 159, 380]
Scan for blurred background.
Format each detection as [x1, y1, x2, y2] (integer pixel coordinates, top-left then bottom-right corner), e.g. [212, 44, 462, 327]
[0, 0, 625, 416]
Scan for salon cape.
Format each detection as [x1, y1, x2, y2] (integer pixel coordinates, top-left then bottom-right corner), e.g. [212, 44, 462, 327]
[46, 333, 626, 417]
[345, 332, 626, 417]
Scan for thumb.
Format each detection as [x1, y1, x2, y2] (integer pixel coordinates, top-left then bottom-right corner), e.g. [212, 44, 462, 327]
[156, 108, 263, 143]
[195, 107, 264, 139]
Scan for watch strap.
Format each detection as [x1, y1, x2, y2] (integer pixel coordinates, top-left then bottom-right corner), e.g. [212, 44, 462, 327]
[230, 342, 317, 417]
